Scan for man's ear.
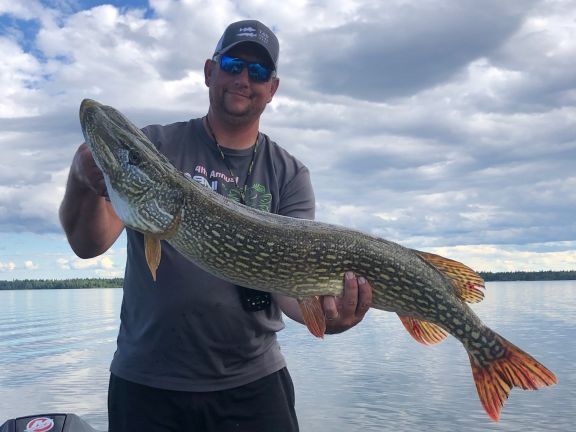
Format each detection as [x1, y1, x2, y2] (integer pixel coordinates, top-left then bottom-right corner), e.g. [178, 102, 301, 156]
[268, 77, 280, 103]
[204, 59, 215, 87]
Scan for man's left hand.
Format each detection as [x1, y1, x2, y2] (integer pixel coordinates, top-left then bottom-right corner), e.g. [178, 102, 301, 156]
[321, 272, 373, 334]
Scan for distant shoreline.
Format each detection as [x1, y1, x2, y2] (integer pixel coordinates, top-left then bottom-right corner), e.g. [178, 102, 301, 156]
[1, 271, 575, 290]
[479, 270, 576, 282]
[0, 278, 123, 290]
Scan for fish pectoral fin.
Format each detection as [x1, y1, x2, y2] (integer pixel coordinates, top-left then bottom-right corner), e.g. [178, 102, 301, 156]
[144, 234, 162, 281]
[160, 208, 182, 240]
[297, 296, 326, 339]
[398, 315, 449, 345]
[469, 334, 557, 421]
[415, 250, 486, 303]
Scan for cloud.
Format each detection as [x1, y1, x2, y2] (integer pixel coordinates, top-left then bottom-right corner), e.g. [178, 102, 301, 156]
[0, 168, 68, 233]
[431, 243, 576, 272]
[0, 37, 45, 117]
[1, 0, 575, 275]
[57, 249, 123, 277]
[24, 260, 38, 269]
[490, 3, 576, 110]
[287, 0, 537, 101]
[0, 261, 16, 272]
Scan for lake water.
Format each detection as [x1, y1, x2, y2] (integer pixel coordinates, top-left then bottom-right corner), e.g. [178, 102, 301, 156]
[1, 281, 574, 431]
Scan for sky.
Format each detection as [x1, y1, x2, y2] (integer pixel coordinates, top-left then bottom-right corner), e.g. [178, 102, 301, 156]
[0, 0, 575, 280]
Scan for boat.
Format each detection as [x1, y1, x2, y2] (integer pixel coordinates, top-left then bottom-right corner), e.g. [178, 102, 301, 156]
[0, 414, 102, 432]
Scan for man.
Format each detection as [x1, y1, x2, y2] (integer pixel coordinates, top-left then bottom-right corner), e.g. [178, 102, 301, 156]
[60, 20, 372, 432]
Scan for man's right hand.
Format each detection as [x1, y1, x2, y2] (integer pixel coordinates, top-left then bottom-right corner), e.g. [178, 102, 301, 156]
[72, 143, 109, 198]
[59, 143, 124, 258]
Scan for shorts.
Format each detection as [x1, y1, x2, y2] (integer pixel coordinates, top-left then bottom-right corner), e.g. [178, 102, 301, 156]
[108, 368, 299, 432]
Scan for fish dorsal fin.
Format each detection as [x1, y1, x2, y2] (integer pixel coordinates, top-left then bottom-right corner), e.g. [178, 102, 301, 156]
[399, 315, 449, 345]
[415, 250, 485, 303]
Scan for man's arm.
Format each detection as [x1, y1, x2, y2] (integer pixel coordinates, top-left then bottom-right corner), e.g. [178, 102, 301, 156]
[59, 143, 124, 258]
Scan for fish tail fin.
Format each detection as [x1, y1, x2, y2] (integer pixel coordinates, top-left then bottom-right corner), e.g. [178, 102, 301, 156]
[415, 250, 485, 303]
[469, 335, 557, 421]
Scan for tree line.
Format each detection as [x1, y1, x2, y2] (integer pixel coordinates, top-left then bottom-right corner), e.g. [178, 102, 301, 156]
[478, 270, 576, 282]
[0, 278, 123, 290]
[0, 271, 575, 290]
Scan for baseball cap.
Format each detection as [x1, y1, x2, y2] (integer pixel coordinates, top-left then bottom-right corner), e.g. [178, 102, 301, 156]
[213, 20, 279, 70]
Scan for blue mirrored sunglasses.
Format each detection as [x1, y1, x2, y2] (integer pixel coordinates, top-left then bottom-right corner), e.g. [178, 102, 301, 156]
[217, 55, 274, 83]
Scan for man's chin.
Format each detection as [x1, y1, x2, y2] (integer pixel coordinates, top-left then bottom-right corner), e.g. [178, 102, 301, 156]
[222, 107, 254, 123]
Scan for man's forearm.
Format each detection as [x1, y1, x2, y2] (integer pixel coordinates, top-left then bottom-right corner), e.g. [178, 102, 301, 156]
[274, 294, 304, 324]
[59, 168, 124, 258]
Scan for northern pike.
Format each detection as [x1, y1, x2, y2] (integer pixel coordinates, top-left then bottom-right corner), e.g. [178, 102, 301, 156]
[79, 98, 556, 421]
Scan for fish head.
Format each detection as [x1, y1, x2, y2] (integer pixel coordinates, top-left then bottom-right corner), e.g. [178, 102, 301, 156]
[80, 98, 184, 236]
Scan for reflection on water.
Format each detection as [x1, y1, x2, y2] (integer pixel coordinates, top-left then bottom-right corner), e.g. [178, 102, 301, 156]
[1, 282, 574, 431]
[0, 289, 119, 429]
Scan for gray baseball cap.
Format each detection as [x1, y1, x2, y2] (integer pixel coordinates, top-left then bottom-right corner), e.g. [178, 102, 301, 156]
[213, 20, 279, 70]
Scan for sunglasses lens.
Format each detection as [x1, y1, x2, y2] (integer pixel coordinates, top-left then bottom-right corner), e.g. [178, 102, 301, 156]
[219, 56, 272, 82]
[220, 56, 244, 74]
[248, 64, 272, 82]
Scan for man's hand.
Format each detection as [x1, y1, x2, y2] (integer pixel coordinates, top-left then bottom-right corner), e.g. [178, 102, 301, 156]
[59, 143, 124, 258]
[321, 272, 373, 334]
[72, 143, 109, 198]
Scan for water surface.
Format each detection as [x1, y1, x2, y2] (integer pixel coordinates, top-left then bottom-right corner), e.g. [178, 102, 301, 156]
[1, 281, 574, 431]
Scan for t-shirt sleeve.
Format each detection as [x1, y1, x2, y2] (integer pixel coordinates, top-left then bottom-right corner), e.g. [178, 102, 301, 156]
[278, 165, 315, 220]
[141, 124, 162, 149]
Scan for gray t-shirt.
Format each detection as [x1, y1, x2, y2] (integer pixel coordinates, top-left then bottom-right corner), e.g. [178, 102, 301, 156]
[110, 118, 315, 392]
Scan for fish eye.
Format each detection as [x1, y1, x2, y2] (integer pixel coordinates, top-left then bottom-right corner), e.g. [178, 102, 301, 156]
[128, 149, 142, 165]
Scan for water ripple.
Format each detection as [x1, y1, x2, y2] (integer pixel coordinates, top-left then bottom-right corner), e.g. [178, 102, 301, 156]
[1, 283, 575, 432]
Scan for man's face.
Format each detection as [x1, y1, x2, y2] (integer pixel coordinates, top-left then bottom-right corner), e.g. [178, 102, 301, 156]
[205, 43, 279, 125]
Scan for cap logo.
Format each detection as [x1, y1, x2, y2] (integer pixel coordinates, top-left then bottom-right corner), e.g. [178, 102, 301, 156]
[258, 29, 269, 44]
[237, 26, 257, 38]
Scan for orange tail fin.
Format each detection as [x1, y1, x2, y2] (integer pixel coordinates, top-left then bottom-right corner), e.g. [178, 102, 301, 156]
[469, 336, 557, 421]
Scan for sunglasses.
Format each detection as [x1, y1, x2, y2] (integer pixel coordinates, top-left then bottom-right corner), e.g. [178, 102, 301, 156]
[217, 55, 275, 83]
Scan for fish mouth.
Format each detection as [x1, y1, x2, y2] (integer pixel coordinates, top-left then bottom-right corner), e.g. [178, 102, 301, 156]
[79, 99, 101, 128]
[79, 99, 118, 175]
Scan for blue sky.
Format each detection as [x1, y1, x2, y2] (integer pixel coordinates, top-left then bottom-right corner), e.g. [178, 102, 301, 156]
[0, 0, 575, 280]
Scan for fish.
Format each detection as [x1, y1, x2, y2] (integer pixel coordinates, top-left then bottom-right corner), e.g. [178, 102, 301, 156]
[79, 98, 557, 421]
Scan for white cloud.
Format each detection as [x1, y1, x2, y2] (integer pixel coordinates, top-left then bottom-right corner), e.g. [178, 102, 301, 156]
[0, 0, 53, 22]
[0, 261, 16, 271]
[0, 168, 68, 233]
[1, 0, 576, 276]
[57, 248, 123, 276]
[57, 257, 70, 270]
[430, 244, 576, 272]
[24, 260, 38, 269]
[0, 38, 44, 117]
